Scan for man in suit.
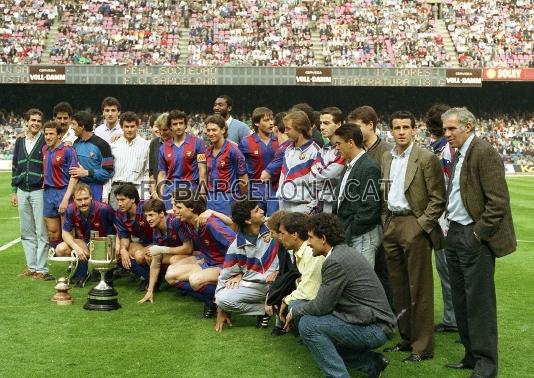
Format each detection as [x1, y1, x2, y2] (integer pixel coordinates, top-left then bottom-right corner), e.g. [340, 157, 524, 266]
[381, 111, 446, 362]
[442, 107, 516, 378]
[348, 105, 394, 308]
[285, 213, 395, 378]
[332, 124, 382, 267]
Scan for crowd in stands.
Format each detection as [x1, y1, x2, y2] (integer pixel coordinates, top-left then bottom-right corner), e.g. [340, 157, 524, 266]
[49, 0, 183, 65]
[2, 109, 533, 164]
[186, 0, 315, 66]
[318, 1, 449, 67]
[444, 0, 533, 68]
[0, 0, 58, 64]
[2, 0, 531, 68]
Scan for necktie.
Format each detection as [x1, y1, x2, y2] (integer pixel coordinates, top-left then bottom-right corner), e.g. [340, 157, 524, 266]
[445, 150, 461, 210]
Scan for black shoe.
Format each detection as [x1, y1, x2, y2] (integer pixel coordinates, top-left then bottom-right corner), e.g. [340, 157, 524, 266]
[369, 354, 389, 378]
[256, 314, 271, 328]
[271, 326, 286, 336]
[137, 279, 149, 292]
[73, 272, 91, 288]
[403, 354, 433, 363]
[445, 361, 475, 370]
[435, 322, 458, 332]
[203, 303, 217, 318]
[383, 343, 412, 353]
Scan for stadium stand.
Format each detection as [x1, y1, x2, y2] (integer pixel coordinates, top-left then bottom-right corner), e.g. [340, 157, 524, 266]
[49, 1, 182, 65]
[444, 0, 533, 68]
[186, 0, 315, 66]
[317, 1, 449, 67]
[0, 0, 58, 64]
[1, 0, 531, 68]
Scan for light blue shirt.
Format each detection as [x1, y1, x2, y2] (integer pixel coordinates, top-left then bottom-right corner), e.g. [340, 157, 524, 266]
[226, 117, 251, 144]
[447, 134, 475, 225]
[387, 143, 413, 212]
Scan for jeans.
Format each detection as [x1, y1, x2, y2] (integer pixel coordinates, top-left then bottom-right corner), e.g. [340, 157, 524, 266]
[298, 314, 389, 378]
[17, 188, 49, 273]
[348, 225, 382, 268]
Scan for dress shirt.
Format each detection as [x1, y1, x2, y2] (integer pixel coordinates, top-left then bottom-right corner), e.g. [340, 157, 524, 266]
[284, 241, 325, 305]
[25, 131, 41, 154]
[61, 127, 77, 145]
[103, 135, 149, 199]
[387, 143, 413, 212]
[447, 133, 475, 225]
[94, 122, 123, 143]
[337, 150, 365, 207]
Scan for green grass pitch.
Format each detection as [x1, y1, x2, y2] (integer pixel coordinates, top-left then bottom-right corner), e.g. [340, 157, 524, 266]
[0, 173, 532, 377]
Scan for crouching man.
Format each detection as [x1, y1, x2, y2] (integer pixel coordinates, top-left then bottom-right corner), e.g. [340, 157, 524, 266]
[285, 213, 396, 378]
[215, 199, 279, 332]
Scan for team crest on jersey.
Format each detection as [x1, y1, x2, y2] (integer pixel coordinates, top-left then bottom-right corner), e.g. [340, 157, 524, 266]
[299, 153, 306, 160]
[263, 234, 271, 243]
[140, 220, 145, 226]
[94, 222, 100, 228]
[254, 150, 259, 155]
[186, 151, 192, 157]
[90, 152, 95, 158]
[167, 153, 172, 158]
[56, 156, 62, 162]
[172, 234, 177, 240]
[204, 239, 210, 246]
[220, 161, 226, 167]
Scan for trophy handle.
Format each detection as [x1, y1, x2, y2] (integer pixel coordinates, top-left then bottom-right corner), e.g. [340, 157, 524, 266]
[48, 248, 56, 258]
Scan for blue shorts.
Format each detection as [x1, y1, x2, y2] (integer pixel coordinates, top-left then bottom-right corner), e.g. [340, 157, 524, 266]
[195, 254, 222, 270]
[43, 187, 68, 217]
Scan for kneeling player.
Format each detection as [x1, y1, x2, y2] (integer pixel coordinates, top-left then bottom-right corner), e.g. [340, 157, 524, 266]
[214, 199, 279, 332]
[137, 198, 193, 304]
[114, 184, 154, 287]
[167, 189, 236, 317]
[55, 183, 115, 286]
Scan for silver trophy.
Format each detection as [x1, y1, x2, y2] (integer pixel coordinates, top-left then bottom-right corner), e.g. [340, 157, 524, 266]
[84, 234, 121, 311]
[47, 249, 79, 305]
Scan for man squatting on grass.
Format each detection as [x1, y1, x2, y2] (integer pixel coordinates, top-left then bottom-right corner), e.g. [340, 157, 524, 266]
[12, 103, 517, 378]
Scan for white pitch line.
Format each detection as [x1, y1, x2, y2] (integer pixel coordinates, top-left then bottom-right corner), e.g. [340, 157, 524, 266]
[0, 237, 21, 252]
[517, 240, 534, 243]
[0, 216, 19, 220]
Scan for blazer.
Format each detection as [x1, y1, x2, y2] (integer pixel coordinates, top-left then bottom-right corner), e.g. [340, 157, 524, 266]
[381, 144, 446, 249]
[333, 152, 382, 241]
[291, 244, 396, 328]
[456, 136, 516, 257]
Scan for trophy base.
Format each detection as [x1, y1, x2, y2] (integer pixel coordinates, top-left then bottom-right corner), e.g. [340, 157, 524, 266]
[83, 286, 121, 311]
[52, 281, 73, 305]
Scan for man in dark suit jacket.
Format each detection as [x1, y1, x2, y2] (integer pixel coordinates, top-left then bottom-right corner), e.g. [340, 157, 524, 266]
[381, 111, 446, 362]
[286, 213, 395, 378]
[332, 124, 382, 267]
[442, 107, 516, 378]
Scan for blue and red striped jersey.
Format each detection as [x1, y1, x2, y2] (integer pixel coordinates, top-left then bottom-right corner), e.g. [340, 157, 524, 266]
[153, 214, 191, 247]
[158, 134, 206, 185]
[187, 216, 236, 266]
[239, 133, 279, 180]
[264, 139, 292, 184]
[63, 200, 116, 242]
[206, 139, 247, 193]
[42, 143, 78, 189]
[114, 200, 153, 245]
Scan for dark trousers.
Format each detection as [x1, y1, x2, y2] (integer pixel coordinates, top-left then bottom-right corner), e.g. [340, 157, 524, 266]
[374, 244, 394, 311]
[446, 222, 497, 378]
[383, 214, 434, 356]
